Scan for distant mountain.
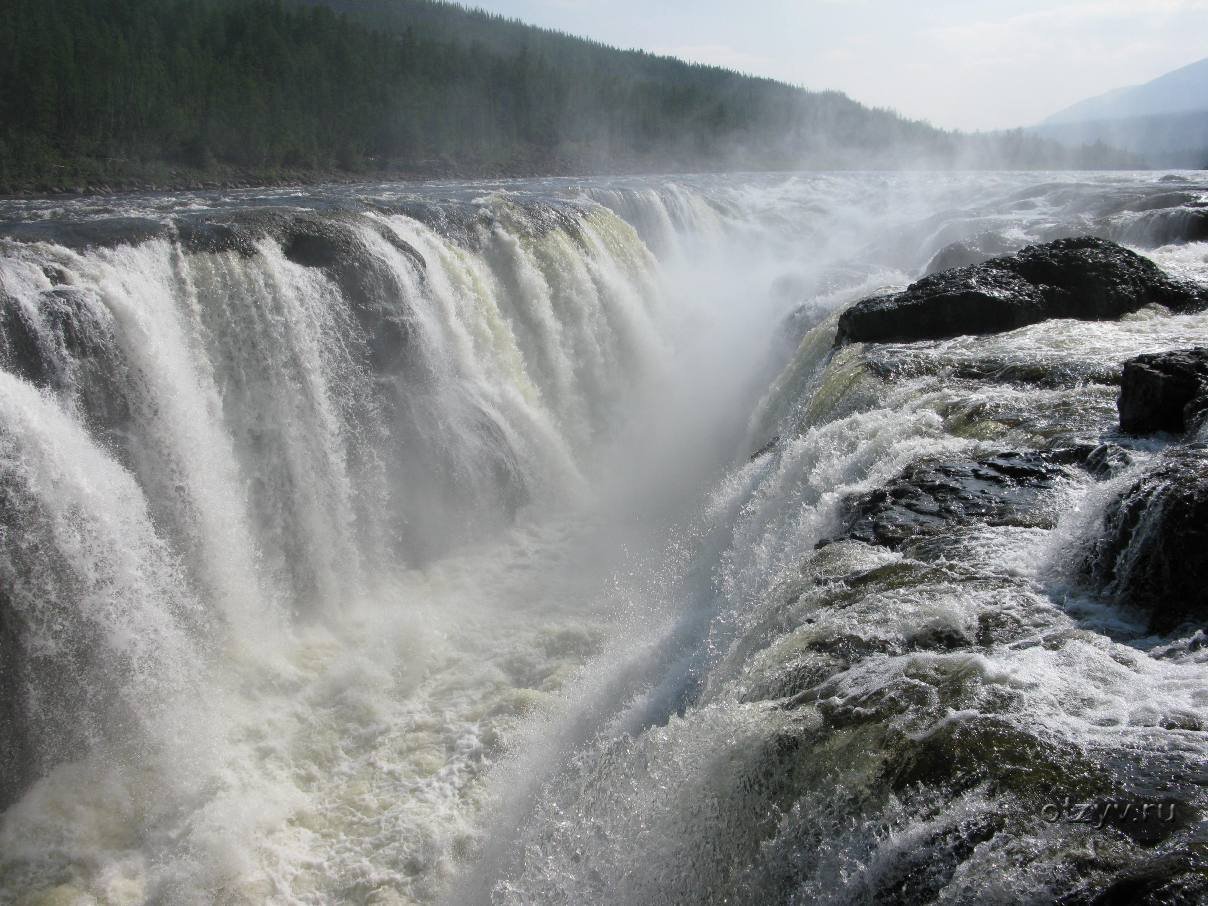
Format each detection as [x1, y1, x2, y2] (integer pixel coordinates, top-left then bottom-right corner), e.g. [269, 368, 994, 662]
[0, 0, 1139, 194]
[1044, 57, 1208, 125]
[1033, 57, 1208, 168]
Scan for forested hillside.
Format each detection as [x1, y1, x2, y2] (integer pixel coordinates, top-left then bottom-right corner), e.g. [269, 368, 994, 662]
[0, 0, 1137, 193]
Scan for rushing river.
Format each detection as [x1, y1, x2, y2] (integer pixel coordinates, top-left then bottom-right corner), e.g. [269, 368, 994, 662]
[0, 172, 1205, 904]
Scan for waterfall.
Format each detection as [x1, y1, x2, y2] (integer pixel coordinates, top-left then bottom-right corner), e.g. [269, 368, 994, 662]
[0, 371, 209, 810]
[1, 173, 1205, 904]
[0, 179, 770, 901]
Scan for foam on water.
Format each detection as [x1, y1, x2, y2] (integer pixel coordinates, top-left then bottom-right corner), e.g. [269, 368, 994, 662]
[2, 172, 1207, 904]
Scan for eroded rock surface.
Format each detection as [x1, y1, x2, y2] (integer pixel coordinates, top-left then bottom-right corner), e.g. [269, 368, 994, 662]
[837, 237, 1207, 345]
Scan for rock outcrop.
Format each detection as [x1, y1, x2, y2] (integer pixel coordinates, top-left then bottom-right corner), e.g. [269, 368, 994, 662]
[1083, 447, 1208, 633]
[923, 231, 1020, 275]
[1117, 347, 1208, 435]
[834, 448, 1099, 552]
[836, 237, 1207, 345]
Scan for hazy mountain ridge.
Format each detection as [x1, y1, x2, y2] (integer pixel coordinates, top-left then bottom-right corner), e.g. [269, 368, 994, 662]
[1034, 57, 1208, 168]
[1036, 111, 1208, 169]
[0, 0, 1138, 194]
[1044, 56, 1208, 125]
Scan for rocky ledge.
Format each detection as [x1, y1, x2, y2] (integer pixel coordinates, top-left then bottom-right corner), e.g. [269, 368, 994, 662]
[833, 448, 1112, 554]
[1084, 446, 1208, 634]
[1118, 347, 1208, 436]
[836, 237, 1208, 345]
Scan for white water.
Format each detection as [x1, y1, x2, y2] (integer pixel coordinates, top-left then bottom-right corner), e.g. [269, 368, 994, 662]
[0, 172, 1206, 904]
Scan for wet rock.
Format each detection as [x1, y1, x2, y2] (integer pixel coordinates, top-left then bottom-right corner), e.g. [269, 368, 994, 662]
[174, 218, 263, 257]
[859, 813, 1005, 906]
[1118, 347, 1208, 435]
[1084, 443, 1135, 480]
[1083, 446, 1208, 633]
[0, 217, 168, 250]
[0, 583, 32, 811]
[924, 231, 1020, 275]
[281, 218, 355, 269]
[837, 268, 1047, 346]
[0, 290, 45, 384]
[1119, 207, 1208, 247]
[882, 715, 1108, 802]
[378, 197, 583, 250]
[1085, 853, 1208, 905]
[181, 211, 429, 377]
[865, 349, 1119, 390]
[836, 237, 1208, 345]
[1117, 191, 1202, 213]
[836, 449, 1092, 551]
[0, 288, 132, 438]
[284, 217, 426, 376]
[177, 210, 427, 273]
[749, 435, 780, 461]
[40, 264, 70, 285]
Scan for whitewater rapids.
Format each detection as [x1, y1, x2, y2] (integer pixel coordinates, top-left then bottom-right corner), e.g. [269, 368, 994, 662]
[0, 173, 1205, 904]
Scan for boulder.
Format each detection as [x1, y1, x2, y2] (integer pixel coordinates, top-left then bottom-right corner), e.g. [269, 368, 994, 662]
[836, 237, 1208, 345]
[923, 231, 1020, 275]
[835, 449, 1095, 551]
[179, 211, 427, 376]
[1119, 207, 1208, 247]
[1083, 447, 1208, 633]
[1118, 348, 1208, 435]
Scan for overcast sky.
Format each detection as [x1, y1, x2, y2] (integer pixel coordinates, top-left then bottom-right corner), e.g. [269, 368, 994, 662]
[468, 0, 1208, 131]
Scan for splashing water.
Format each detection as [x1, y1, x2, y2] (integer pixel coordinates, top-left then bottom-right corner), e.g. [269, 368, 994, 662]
[1, 172, 1206, 904]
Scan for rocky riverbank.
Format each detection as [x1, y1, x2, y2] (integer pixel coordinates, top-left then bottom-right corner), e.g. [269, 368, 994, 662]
[826, 238, 1208, 638]
[719, 234, 1208, 901]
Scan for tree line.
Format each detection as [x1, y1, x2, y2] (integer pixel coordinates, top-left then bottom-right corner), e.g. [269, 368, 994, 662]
[0, 0, 1139, 193]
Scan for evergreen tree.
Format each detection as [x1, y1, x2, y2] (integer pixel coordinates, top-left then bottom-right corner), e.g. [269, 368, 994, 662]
[0, 0, 1142, 193]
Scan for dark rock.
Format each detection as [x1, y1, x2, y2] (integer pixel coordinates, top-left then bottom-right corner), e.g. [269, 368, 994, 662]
[0, 290, 46, 384]
[837, 449, 1092, 551]
[0, 580, 33, 811]
[1083, 447, 1208, 633]
[838, 268, 1047, 346]
[1083, 853, 1208, 906]
[1118, 191, 1202, 213]
[280, 217, 426, 376]
[177, 211, 428, 377]
[864, 349, 1119, 389]
[837, 237, 1208, 345]
[40, 264, 70, 285]
[0, 217, 168, 250]
[749, 435, 780, 461]
[0, 288, 132, 438]
[174, 218, 263, 257]
[1118, 347, 1208, 435]
[924, 231, 1020, 275]
[2, 288, 108, 381]
[1120, 207, 1208, 247]
[281, 220, 353, 269]
[1084, 443, 1135, 480]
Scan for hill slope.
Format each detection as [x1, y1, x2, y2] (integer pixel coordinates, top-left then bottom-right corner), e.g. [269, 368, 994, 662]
[1045, 57, 1208, 125]
[1034, 57, 1208, 168]
[0, 0, 1137, 193]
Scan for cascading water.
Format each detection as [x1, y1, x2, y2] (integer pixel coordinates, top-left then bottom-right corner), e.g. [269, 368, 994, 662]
[0, 173, 1205, 904]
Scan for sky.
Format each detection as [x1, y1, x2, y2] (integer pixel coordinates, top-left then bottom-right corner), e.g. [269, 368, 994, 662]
[466, 0, 1208, 131]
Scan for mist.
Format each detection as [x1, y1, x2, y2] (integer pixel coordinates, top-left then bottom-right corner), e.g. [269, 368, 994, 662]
[2, 1, 1208, 904]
